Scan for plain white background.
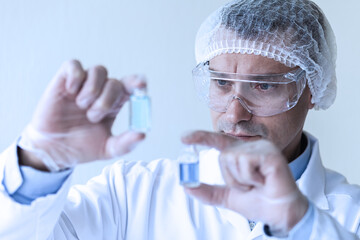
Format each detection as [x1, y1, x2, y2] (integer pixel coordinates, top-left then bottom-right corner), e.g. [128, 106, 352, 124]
[0, 0, 359, 185]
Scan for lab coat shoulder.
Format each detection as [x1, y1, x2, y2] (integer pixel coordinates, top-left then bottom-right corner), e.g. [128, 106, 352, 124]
[302, 133, 360, 239]
[324, 168, 360, 200]
[323, 168, 360, 233]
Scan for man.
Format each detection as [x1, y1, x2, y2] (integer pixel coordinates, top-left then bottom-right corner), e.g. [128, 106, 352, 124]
[1, 0, 360, 239]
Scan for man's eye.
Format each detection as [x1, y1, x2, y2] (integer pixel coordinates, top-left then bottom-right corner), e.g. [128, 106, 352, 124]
[259, 83, 270, 90]
[256, 83, 275, 91]
[217, 80, 229, 86]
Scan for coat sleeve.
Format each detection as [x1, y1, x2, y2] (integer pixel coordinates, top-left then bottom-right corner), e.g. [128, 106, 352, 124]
[0, 140, 161, 240]
[0, 143, 73, 240]
[0, 142, 131, 240]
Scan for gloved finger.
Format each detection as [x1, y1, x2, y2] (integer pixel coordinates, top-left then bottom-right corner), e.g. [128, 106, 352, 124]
[224, 153, 265, 187]
[62, 60, 87, 95]
[76, 65, 108, 109]
[219, 154, 241, 186]
[219, 154, 255, 189]
[105, 131, 146, 157]
[181, 130, 239, 150]
[185, 183, 260, 218]
[87, 78, 127, 123]
[184, 183, 230, 206]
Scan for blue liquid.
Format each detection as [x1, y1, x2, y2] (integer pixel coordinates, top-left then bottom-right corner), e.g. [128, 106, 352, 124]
[130, 94, 151, 132]
[179, 161, 199, 187]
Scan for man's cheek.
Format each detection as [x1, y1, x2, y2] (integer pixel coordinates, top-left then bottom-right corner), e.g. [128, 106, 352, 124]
[210, 111, 221, 131]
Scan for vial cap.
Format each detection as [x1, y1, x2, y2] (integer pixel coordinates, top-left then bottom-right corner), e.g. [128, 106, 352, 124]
[178, 145, 198, 163]
[132, 88, 147, 96]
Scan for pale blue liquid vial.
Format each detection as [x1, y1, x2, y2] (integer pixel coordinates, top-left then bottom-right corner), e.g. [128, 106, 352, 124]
[130, 88, 151, 132]
[178, 145, 200, 188]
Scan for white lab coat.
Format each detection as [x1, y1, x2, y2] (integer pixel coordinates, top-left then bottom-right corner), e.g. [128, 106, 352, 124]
[1, 133, 360, 240]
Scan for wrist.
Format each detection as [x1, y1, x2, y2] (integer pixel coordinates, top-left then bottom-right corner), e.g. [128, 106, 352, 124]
[18, 125, 66, 172]
[18, 147, 50, 172]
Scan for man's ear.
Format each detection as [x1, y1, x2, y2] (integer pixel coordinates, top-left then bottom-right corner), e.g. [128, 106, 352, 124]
[307, 88, 315, 110]
[308, 100, 315, 110]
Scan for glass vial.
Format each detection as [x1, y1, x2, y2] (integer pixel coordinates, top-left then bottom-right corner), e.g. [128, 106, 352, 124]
[178, 145, 200, 188]
[129, 88, 151, 132]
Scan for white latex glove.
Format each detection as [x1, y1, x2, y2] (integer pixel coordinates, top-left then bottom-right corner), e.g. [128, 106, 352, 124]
[19, 60, 146, 171]
[182, 131, 308, 237]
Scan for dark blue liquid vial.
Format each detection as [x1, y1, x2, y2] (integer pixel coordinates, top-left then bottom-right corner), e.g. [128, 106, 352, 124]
[178, 145, 200, 188]
[179, 162, 199, 187]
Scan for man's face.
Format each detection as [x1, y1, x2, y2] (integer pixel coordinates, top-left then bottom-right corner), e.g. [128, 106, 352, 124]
[209, 53, 314, 161]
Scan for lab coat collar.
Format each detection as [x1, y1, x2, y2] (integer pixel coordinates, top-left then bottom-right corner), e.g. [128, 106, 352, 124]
[296, 132, 329, 210]
[216, 207, 265, 239]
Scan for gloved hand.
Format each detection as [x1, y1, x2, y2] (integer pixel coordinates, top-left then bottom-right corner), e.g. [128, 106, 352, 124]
[19, 60, 146, 171]
[182, 131, 308, 237]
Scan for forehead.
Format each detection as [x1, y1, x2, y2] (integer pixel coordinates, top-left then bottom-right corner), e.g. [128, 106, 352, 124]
[209, 53, 295, 75]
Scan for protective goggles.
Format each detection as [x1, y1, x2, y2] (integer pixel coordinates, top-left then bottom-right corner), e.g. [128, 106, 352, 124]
[193, 61, 307, 117]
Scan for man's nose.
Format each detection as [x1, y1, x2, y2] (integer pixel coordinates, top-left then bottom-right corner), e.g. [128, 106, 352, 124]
[225, 96, 252, 123]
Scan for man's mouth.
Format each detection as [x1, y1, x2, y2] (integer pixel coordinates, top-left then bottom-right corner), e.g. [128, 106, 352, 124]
[223, 132, 261, 141]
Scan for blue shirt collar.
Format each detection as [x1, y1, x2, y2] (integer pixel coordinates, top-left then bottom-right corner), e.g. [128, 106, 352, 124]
[289, 133, 311, 181]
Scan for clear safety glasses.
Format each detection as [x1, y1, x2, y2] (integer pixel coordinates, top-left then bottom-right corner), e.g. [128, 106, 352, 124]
[193, 62, 307, 117]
